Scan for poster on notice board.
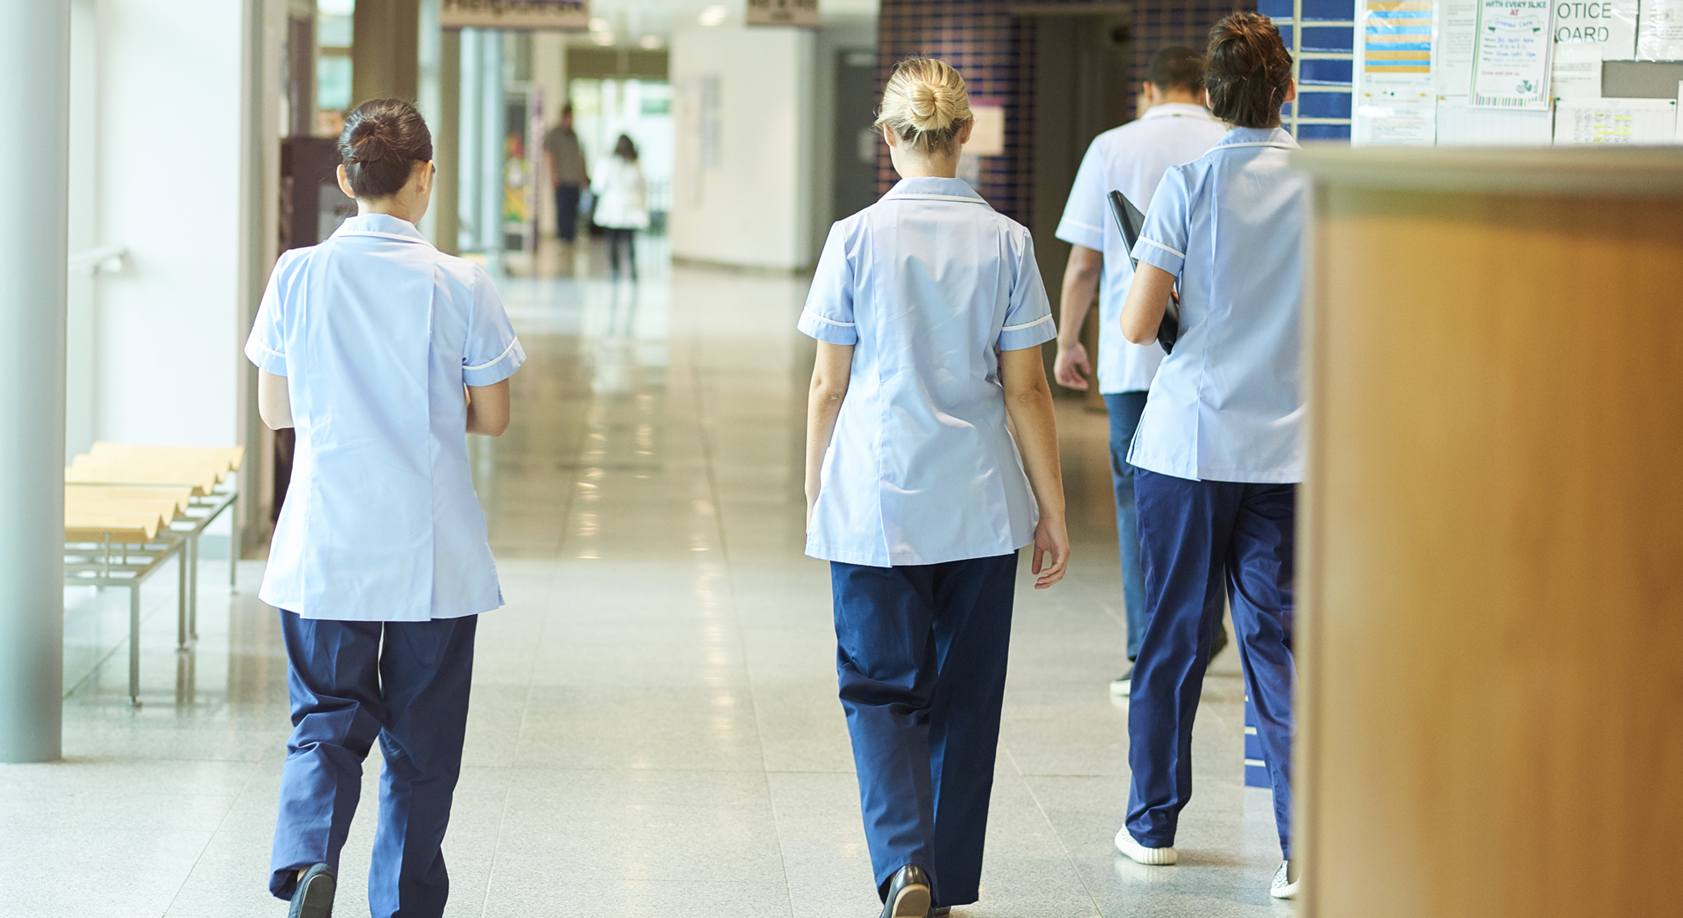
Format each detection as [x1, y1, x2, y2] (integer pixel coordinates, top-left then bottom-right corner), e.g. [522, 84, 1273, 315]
[1353, 0, 1439, 145]
[1471, 0, 1555, 109]
[440, 0, 589, 30]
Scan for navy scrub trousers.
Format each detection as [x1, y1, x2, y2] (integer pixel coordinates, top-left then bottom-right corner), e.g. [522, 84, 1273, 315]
[1126, 469, 1297, 858]
[831, 553, 1018, 908]
[270, 610, 478, 918]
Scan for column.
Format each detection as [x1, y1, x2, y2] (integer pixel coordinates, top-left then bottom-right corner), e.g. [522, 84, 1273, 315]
[351, 0, 420, 104]
[0, 0, 70, 763]
[477, 29, 505, 261]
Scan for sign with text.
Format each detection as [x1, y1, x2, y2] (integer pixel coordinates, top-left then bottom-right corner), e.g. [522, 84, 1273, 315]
[1553, 0, 1638, 60]
[748, 0, 820, 27]
[441, 0, 589, 30]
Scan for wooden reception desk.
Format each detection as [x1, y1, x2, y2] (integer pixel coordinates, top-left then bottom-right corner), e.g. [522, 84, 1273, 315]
[1290, 148, 1683, 918]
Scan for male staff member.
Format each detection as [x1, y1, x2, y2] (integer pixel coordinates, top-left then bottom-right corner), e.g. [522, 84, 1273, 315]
[1053, 47, 1228, 695]
[543, 104, 589, 242]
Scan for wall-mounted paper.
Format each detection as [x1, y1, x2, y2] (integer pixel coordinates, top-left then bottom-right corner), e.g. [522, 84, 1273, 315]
[1356, 89, 1440, 144]
[1362, 0, 1435, 77]
[968, 99, 1005, 157]
[1553, 97, 1679, 142]
[1472, 0, 1556, 109]
[1554, 0, 1639, 60]
[1551, 43, 1603, 99]
[1677, 81, 1683, 141]
[1637, 0, 1683, 59]
[1437, 94, 1556, 142]
[1438, 0, 1481, 95]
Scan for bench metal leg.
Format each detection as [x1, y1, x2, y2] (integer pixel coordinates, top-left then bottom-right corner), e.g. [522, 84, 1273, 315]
[188, 532, 199, 642]
[129, 586, 142, 709]
[177, 539, 189, 650]
[229, 491, 240, 593]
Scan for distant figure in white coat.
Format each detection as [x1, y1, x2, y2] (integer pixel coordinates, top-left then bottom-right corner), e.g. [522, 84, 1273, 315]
[592, 134, 650, 281]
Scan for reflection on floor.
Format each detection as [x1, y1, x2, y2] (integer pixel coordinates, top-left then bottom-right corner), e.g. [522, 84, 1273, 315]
[3, 236, 1287, 917]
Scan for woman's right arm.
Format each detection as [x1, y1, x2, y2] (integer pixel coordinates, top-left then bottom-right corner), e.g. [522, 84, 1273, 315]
[1000, 346, 1070, 588]
[805, 342, 853, 526]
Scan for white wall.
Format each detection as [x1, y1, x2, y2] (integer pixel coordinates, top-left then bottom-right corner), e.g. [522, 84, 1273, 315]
[669, 23, 815, 270]
[91, 0, 253, 447]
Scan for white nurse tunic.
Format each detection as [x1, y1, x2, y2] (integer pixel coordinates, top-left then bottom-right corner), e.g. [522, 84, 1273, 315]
[245, 214, 526, 621]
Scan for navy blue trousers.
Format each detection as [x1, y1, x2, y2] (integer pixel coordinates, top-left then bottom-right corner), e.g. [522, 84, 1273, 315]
[270, 611, 477, 918]
[1126, 469, 1297, 858]
[832, 553, 1017, 908]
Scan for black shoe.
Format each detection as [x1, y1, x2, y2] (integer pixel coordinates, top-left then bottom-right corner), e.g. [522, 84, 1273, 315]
[880, 865, 932, 918]
[1210, 621, 1229, 659]
[288, 863, 336, 918]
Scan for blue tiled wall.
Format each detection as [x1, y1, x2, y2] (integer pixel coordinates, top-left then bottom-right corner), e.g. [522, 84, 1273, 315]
[1263, 0, 1355, 141]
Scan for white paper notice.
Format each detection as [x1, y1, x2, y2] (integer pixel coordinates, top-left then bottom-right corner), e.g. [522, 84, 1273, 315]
[1553, 98, 1679, 143]
[1356, 89, 1440, 144]
[1637, 0, 1683, 59]
[1473, 0, 1555, 109]
[1551, 43, 1603, 99]
[1438, 0, 1481, 95]
[1437, 95, 1556, 143]
[1553, 0, 1639, 59]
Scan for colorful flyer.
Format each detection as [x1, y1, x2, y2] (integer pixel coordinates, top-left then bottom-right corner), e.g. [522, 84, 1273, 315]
[1472, 0, 1555, 109]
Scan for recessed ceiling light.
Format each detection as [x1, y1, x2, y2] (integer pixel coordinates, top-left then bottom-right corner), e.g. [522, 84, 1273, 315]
[698, 5, 729, 26]
[588, 17, 610, 31]
[639, 35, 662, 49]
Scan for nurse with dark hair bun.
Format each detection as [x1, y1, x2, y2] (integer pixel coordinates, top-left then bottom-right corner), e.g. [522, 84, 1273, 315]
[246, 98, 526, 918]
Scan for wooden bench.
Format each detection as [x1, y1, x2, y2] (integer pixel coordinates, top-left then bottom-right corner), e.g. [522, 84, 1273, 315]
[63, 445, 244, 706]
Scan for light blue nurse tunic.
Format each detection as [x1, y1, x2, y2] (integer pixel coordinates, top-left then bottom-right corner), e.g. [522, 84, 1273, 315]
[1127, 127, 1307, 484]
[798, 176, 1058, 567]
[244, 214, 526, 621]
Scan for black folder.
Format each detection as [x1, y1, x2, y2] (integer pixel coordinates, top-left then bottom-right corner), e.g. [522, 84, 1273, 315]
[1107, 189, 1180, 355]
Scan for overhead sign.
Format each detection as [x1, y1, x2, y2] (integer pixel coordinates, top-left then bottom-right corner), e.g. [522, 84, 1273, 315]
[440, 0, 589, 31]
[747, 0, 820, 27]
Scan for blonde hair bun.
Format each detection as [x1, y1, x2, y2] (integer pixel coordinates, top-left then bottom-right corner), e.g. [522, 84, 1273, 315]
[876, 58, 972, 152]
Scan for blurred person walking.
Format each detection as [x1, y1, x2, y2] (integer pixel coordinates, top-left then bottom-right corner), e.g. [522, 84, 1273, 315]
[1051, 47, 1230, 697]
[802, 58, 1070, 918]
[592, 133, 649, 281]
[1114, 13, 1305, 899]
[247, 99, 526, 918]
[543, 103, 589, 242]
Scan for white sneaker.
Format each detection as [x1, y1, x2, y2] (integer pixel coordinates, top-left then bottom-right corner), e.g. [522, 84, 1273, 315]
[1270, 859, 1300, 899]
[1114, 827, 1177, 865]
[1109, 664, 1133, 697]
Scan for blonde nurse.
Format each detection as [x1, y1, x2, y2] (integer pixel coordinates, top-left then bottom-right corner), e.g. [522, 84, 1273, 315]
[802, 58, 1070, 918]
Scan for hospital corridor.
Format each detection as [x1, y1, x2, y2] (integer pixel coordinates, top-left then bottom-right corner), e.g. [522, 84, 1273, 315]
[25, 242, 1279, 916]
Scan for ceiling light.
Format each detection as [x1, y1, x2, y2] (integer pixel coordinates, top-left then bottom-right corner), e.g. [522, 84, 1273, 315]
[588, 17, 610, 31]
[592, 31, 616, 45]
[639, 35, 662, 49]
[698, 5, 728, 26]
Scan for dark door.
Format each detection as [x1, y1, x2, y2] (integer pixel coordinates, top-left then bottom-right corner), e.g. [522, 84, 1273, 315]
[834, 49, 881, 222]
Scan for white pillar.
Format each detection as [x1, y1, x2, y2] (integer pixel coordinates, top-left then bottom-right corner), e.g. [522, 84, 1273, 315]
[0, 0, 70, 763]
[478, 29, 505, 263]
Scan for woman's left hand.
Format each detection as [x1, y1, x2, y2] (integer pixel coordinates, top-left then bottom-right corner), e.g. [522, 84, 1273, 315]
[1029, 515, 1070, 589]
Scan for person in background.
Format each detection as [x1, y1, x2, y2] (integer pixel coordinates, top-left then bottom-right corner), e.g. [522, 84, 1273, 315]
[247, 98, 526, 918]
[592, 134, 650, 281]
[802, 58, 1069, 918]
[1052, 46, 1230, 698]
[543, 103, 589, 243]
[589, 133, 646, 279]
[1112, 12, 1304, 900]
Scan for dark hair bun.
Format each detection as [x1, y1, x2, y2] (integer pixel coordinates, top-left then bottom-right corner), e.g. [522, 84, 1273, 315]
[1205, 12, 1293, 130]
[338, 99, 433, 199]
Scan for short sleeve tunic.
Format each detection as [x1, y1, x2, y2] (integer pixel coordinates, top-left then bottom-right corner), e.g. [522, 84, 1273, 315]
[797, 177, 1057, 568]
[245, 214, 526, 621]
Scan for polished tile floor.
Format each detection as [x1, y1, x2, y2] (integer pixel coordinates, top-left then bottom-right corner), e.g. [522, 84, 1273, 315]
[3, 237, 1289, 917]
